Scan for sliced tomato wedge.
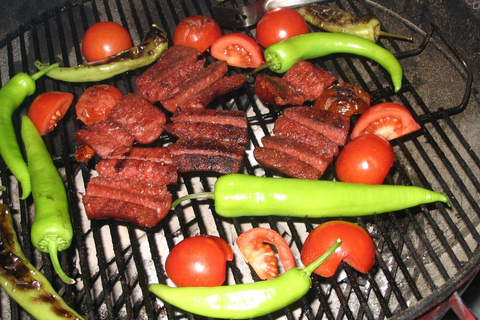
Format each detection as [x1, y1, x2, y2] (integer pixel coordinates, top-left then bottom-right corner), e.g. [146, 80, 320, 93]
[350, 102, 421, 140]
[27, 91, 74, 135]
[210, 33, 265, 68]
[236, 227, 296, 280]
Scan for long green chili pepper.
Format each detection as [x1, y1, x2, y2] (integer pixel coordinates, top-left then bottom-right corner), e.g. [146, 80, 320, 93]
[296, 4, 413, 42]
[0, 204, 84, 320]
[21, 115, 74, 284]
[34, 25, 168, 82]
[262, 32, 403, 92]
[0, 63, 59, 199]
[171, 174, 449, 218]
[149, 239, 341, 319]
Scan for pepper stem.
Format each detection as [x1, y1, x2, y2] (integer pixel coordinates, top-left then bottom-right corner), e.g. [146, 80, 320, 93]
[378, 31, 413, 42]
[302, 239, 342, 276]
[171, 192, 215, 210]
[247, 60, 274, 77]
[47, 239, 76, 284]
[31, 62, 59, 80]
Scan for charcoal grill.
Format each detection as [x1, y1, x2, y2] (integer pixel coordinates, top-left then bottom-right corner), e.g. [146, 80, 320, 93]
[1, 0, 480, 319]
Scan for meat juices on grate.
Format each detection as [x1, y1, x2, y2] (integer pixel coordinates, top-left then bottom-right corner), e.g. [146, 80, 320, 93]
[104, 147, 174, 165]
[282, 106, 350, 146]
[74, 120, 135, 158]
[107, 93, 167, 144]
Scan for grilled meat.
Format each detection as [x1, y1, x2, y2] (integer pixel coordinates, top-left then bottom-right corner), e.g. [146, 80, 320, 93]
[104, 147, 173, 165]
[170, 108, 248, 128]
[108, 93, 166, 144]
[165, 121, 248, 145]
[255, 74, 305, 106]
[282, 106, 350, 145]
[87, 176, 169, 198]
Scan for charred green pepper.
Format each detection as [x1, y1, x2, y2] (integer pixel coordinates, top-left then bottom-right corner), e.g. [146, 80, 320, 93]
[0, 63, 59, 199]
[0, 203, 84, 320]
[35, 25, 168, 82]
[296, 4, 412, 42]
[172, 174, 449, 218]
[149, 239, 341, 319]
[21, 115, 74, 284]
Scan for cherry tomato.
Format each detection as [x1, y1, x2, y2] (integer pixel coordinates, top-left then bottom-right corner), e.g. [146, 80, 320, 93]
[165, 235, 233, 287]
[301, 221, 375, 278]
[236, 227, 296, 280]
[82, 21, 132, 62]
[75, 85, 124, 126]
[173, 15, 222, 53]
[27, 91, 74, 136]
[211, 33, 265, 68]
[350, 102, 421, 141]
[256, 8, 310, 48]
[335, 133, 395, 185]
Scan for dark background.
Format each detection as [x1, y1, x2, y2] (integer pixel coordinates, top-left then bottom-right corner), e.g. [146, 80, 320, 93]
[1, 0, 479, 319]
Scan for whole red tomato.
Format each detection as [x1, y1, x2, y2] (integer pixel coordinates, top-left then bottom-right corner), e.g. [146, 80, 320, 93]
[28, 91, 74, 135]
[75, 85, 124, 126]
[165, 235, 233, 287]
[256, 8, 310, 48]
[335, 133, 395, 185]
[301, 221, 375, 277]
[82, 21, 132, 62]
[173, 15, 222, 53]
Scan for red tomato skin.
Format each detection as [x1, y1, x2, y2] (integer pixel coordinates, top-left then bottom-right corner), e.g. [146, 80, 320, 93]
[301, 221, 375, 278]
[27, 91, 74, 135]
[75, 85, 123, 126]
[211, 33, 265, 68]
[82, 22, 132, 62]
[350, 102, 421, 141]
[236, 227, 296, 280]
[165, 236, 232, 287]
[256, 8, 310, 48]
[173, 15, 222, 53]
[335, 134, 395, 185]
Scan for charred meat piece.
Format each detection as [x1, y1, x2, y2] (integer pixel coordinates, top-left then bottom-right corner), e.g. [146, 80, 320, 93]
[261, 135, 332, 174]
[83, 195, 167, 228]
[255, 74, 305, 106]
[313, 82, 371, 116]
[161, 60, 229, 112]
[104, 147, 173, 165]
[283, 60, 336, 101]
[282, 106, 350, 145]
[254, 147, 323, 180]
[170, 108, 248, 128]
[165, 120, 248, 145]
[108, 93, 166, 144]
[95, 159, 178, 185]
[273, 116, 339, 158]
[181, 74, 247, 109]
[74, 120, 134, 158]
[136, 45, 199, 102]
[87, 176, 169, 198]
[168, 139, 245, 174]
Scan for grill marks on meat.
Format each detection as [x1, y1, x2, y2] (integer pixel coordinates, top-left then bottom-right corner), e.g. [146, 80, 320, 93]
[108, 93, 166, 144]
[170, 108, 248, 128]
[168, 139, 245, 174]
[254, 106, 350, 180]
[135, 45, 245, 112]
[255, 60, 336, 106]
[74, 120, 135, 158]
[104, 147, 173, 165]
[282, 106, 350, 146]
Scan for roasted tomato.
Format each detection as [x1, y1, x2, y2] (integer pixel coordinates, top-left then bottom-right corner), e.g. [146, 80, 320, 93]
[75, 85, 124, 126]
[335, 133, 395, 185]
[350, 102, 421, 140]
[165, 235, 233, 287]
[301, 221, 375, 277]
[27, 91, 74, 135]
[256, 7, 310, 48]
[173, 15, 222, 53]
[313, 82, 371, 117]
[82, 21, 132, 62]
[236, 227, 296, 280]
[210, 33, 265, 68]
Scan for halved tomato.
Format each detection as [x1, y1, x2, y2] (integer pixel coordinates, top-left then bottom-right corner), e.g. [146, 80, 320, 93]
[236, 227, 296, 280]
[75, 85, 124, 126]
[28, 91, 74, 135]
[210, 33, 265, 68]
[350, 102, 421, 140]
